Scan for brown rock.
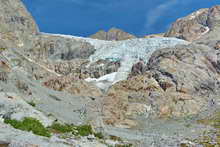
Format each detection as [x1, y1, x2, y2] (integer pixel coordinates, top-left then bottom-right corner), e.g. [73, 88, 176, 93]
[0, 0, 39, 48]
[43, 75, 102, 97]
[165, 8, 209, 41]
[144, 33, 164, 39]
[90, 28, 136, 41]
[159, 105, 172, 117]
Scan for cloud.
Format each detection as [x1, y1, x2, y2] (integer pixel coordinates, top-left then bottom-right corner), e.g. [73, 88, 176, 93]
[143, 0, 177, 33]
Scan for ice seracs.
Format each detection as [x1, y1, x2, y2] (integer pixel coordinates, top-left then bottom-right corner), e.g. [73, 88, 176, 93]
[86, 37, 189, 88]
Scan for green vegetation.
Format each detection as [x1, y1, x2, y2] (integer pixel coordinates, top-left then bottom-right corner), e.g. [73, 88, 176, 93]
[75, 124, 93, 136]
[109, 135, 123, 141]
[49, 123, 73, 133]
[94, 132, 104, 139]
[49, 122, 97, 137]
[4, 117, 104, 139]
[4, 117, 51, 137]
[27, 101, 36, 107]
[0, 48, 6, 52]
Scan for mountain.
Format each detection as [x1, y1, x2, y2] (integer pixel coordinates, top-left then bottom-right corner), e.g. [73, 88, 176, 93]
[1, 0, 220, 146]
[165, 6, 220, 42]
[89, 27, 136, 41]
[144, 33, 165, 38]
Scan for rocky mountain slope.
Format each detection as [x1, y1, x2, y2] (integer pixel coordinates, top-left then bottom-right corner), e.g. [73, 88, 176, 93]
[1, 0, 220, 146]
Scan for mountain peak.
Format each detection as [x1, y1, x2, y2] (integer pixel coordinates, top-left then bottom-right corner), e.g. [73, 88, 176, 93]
[89, 27, 136, 41]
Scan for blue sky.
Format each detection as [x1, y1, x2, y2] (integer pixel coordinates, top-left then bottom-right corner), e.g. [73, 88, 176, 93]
[22, 0, 219, 37]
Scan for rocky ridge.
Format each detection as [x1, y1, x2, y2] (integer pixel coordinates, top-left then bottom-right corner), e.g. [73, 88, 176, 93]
[89, 27, 136, 41]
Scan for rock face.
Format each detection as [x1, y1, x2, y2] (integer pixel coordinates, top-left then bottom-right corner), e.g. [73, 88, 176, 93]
[89, 28, 136, 41]
[147, 43, 220, 116]
[102, 43, 220, 128]
[165, 6, 220, 42]
[0, 0, 39, 48]
[165, 8, 209, 41]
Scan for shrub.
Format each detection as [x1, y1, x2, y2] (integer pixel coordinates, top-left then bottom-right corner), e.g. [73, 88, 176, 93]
[0, 48, 6, 52]
[27, 101, 36, 107]
[49, 123, 94, 137]
[94, 132, 104, 139]
[49, 123, 73, 133]
[4, 117, 51, 137]
[75, 125, 93, 136]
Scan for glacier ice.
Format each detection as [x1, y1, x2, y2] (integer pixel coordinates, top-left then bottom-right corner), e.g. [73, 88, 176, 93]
[44, 33, 189, 88]
[89, 37, 189, 85]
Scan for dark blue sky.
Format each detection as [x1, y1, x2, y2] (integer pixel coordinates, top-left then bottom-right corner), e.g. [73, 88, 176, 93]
[22, 0, 219, 37]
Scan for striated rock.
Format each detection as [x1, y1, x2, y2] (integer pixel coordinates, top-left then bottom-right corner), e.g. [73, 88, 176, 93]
[27, 34, 96, 61]
[147, 43, 220, 117]
[0, 92, 54, 127]
[102, 43, 220, 127]
[43, 75, 102, 97]
[81, 59, 121, 79]
[102, 73, 159, 127]
[90, 28, 136, 41]
[0, 0, 39, 48]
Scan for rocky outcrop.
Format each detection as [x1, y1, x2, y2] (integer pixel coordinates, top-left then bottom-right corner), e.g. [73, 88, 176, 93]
[81, 59, 121, 78]
[165, 5, 220, 42]
[90, 28, 136, 41]
[43, 75, 103, 97]
[0, 0, 39, 48]
[165, 8, 209, 41]
[147, 43, 220, 116]
[102, 43, 220, 128]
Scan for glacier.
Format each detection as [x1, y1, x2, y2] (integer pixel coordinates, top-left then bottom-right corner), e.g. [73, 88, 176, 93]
[43, 33, 189, 89]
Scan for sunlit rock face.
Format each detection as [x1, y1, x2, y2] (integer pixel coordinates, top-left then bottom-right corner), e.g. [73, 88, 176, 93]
[89, 27, 136, 41]
[165, 5, 220, 42]
[0, 0, 39, 48]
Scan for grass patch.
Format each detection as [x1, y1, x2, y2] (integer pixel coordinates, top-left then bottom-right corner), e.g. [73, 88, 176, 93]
[0, 48, 6, 52]
[49, 123, 95, 137]
[27, 101, 36, 107]
[4, 117, 51, 137]
[49, 123, 73, 133]
[109, 135, 123, 141]
[76, 124, 93, 136]
[94, 132, 104, 139]
[49, 123, 104, 138]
